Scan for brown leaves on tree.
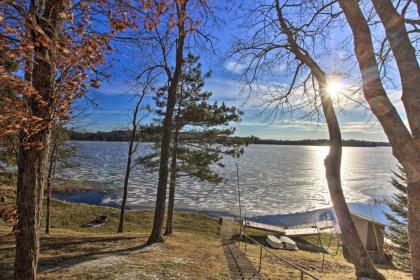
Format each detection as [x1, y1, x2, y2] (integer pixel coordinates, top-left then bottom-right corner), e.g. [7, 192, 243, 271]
[0, 0, 206, 149]
[0, 0, 134, 149]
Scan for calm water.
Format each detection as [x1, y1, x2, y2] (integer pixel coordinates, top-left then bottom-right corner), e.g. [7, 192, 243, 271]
[58, 141, 397, 216]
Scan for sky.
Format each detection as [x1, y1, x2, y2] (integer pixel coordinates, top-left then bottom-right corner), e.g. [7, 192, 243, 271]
[71, 3, 407, 142]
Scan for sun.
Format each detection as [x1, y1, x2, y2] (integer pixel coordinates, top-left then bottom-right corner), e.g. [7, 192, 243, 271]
[327, 79, 343, 98]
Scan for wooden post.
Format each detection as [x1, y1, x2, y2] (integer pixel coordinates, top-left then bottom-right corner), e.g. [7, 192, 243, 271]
[236, 163, 242, 231]
[368, 203, 383, 261]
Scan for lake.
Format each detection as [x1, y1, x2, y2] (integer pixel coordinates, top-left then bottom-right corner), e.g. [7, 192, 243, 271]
[57, 141, 397, 218]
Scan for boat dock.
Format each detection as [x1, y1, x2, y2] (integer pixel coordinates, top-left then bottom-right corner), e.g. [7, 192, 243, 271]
[242, 219, 335, 238]
[285, 220, 335, 237]
[242, 220, 285, 234]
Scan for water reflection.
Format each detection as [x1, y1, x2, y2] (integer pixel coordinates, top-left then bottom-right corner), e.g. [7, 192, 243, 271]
[58, 142, 397, 216]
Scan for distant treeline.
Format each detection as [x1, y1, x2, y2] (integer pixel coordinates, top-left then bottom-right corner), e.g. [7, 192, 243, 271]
[248, 138, 390, 147]
[68, 129, 136, 142]
[67, 129, 390, 147]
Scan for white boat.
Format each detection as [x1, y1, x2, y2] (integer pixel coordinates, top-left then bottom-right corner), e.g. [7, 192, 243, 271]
[266, 235, 299, 251]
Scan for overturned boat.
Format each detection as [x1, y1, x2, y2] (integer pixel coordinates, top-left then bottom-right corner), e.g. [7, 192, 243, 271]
[266, 235, 299, 251]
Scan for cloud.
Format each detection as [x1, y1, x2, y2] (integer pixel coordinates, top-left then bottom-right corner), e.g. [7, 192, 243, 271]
[339, 121, 383, 133]
[205, 77, 245, 106]
[224, 60, 247, 74]
[92, 80, 133, 96]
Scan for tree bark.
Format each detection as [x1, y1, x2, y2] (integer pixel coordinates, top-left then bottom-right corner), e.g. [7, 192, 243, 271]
[370, 2, 420, 277]
[15, 41, 53, 280]
[337, 0, 413, 161]
[118, 100, 141, 233]
[274, 1, 385, 279]
[164, 126, 180, 236]
[339, 1, 420, 277]
[117, 131, 135, 233]
[147, 3, 187, 244]
[320, 86, 384, 280]
[407, 178, 420, 279]
[14, 1, 64, 278]
[45, 135, 58, 235]
[371, 0, 420, 138]
[15, 133, 51, 280]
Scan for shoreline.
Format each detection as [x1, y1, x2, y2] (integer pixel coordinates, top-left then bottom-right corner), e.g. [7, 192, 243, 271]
[67, 139, 390, 148]
[52, 187, 390, 228]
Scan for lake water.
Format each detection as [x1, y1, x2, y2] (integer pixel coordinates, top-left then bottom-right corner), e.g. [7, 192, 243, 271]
[58, 141, 397, 217]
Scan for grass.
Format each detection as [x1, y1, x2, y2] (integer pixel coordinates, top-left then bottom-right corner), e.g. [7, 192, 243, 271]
[51, 179, 116, 194]
[0, 176, 412, 279]
[0, 199, 229, 279]
[232, 225, 411, 279]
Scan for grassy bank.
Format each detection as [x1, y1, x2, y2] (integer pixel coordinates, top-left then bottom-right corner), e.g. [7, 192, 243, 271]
[233, 227, 411, 279]
[0, 186, 411, 279]
[0, 199, 229, 279]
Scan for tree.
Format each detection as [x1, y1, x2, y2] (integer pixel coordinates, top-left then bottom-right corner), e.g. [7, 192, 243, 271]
[337, 1, 420, 277]
[384, 165, 410, 272]
[117, 81, 153, 233]
[0, 49, 19, 182]
[0, 1, 134, 278]
[140, 53, 244, 235]
[231, 1, 384, 278]
[132, 0, 215, 244]
[45, 123, 78, 234]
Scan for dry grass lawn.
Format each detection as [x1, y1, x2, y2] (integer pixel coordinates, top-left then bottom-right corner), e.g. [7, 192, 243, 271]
[0, 199, 229, 279]
[236, 227, 411, 279]
[0, 198, 412, 279]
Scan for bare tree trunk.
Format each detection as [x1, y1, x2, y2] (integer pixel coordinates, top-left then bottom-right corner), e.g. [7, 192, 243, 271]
[164, 127, 180, 236]
[118, 119, 138, 233]
[274, 1, 384, 278]
[337, 1, 414, 166]
[407, 178, 420, 279]
[320, 87, 384, 280]
[370, 2, 420, 277]
[339, 1, 420, 277]
[415, 0, 420, 17]
[15, 44, 53, 280]
[15, 133, 51, 280]
[45, 135, 58, 235]
[118, 84, 149, 233]
[318, 82, 384, 280]
[14, 1, 64, 278]
[371, 0, 420, 138]
[147, 4, 187, 245]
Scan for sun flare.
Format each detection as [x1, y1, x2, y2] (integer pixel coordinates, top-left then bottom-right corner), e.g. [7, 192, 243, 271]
[327, 79, 343, 97]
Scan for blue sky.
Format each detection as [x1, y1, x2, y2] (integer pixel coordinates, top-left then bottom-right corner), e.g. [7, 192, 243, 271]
[72, 4, 407, 142]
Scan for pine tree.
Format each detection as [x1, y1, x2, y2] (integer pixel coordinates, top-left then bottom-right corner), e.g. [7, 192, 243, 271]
[139, 53, 246, 235]
[384, 165, 410, 271]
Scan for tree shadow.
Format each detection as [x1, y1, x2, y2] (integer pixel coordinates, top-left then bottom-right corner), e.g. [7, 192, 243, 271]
[40, 235, 138, 249]
[38, 240, 159, 273]
[0, 233, 161, 275]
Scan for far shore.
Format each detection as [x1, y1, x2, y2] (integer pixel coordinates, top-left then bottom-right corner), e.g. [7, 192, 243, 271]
[67, 138, 390, 147]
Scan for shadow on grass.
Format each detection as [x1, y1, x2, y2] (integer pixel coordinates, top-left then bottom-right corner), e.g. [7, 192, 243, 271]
[40, 235, 138, 249]
[38, 241, 156, 273]
[0, 233, 161, 275]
